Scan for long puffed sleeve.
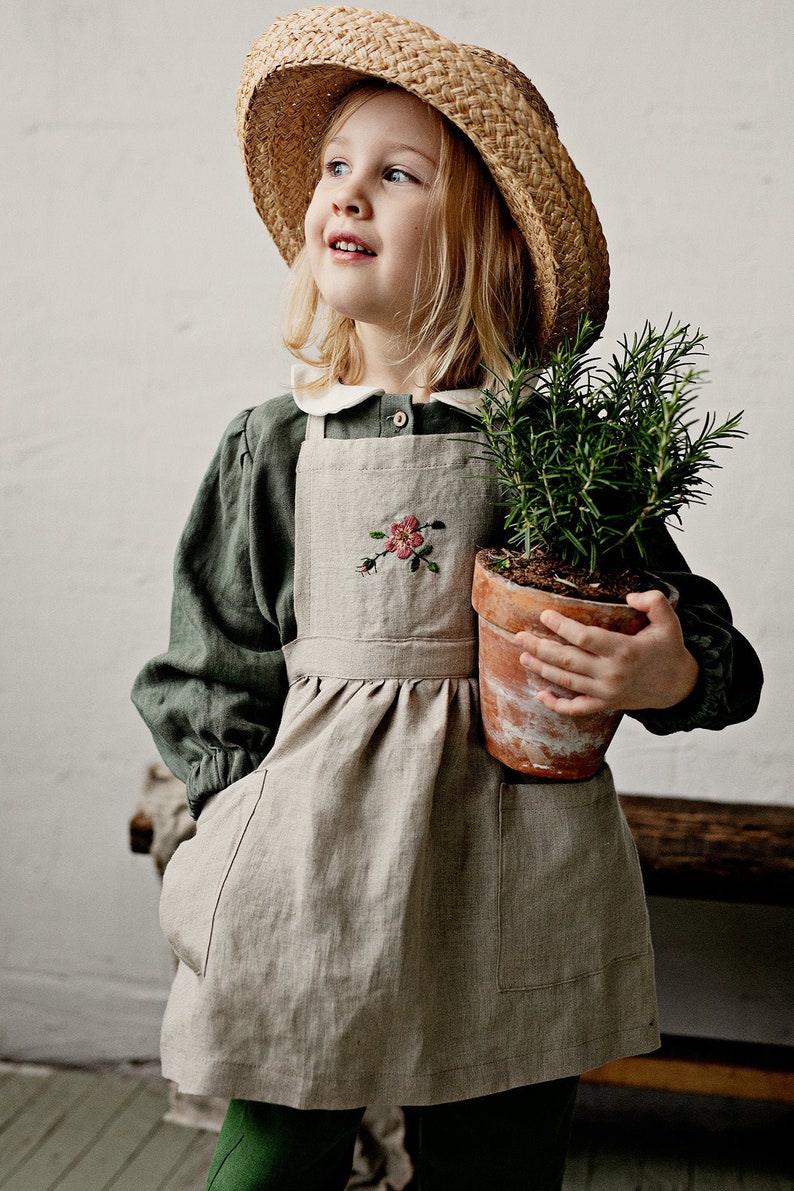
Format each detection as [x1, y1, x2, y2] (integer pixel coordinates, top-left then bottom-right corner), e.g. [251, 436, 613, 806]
[132, 409, 288, 817]
[627, 527, 763, 734]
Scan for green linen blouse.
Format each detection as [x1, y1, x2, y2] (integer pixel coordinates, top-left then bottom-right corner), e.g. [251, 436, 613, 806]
[132, 392, 763, 817]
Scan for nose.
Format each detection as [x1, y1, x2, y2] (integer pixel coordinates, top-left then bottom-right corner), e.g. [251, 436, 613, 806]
[331, 175, 372, 219]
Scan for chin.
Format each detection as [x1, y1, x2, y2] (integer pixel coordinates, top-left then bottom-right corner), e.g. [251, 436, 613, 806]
[321, 294, 380, 323]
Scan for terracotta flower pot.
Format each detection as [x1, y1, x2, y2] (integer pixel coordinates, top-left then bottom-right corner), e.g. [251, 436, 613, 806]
[471, 550, 677, 779]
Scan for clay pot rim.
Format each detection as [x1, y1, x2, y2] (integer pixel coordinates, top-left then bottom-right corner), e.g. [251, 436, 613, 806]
[472, 548, 678, 637]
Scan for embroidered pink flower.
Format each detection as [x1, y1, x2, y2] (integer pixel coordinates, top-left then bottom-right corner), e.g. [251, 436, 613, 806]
[357, 515, 445, 575]
[385, 515, 424, 559]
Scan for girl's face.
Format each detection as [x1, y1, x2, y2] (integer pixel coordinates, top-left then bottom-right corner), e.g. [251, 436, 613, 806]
[304, 88, 442, 335]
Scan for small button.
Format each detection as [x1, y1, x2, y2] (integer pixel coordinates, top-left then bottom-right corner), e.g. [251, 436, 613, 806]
[392, 409, 408, 429]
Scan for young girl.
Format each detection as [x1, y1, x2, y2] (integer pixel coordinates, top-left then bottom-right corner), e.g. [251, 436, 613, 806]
[132, 8, 763, 1189]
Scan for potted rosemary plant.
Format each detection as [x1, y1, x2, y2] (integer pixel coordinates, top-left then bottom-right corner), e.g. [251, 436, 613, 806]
[471, 317, 745, 778]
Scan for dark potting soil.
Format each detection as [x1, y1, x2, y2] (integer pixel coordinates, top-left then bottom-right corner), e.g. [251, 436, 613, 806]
[482, 546, 652, 603]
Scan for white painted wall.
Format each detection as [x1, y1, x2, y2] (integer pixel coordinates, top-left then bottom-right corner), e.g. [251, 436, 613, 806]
[1, 0, 791, 1063]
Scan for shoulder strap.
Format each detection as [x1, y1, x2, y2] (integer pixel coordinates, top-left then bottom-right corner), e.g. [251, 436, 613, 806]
[304, 413, 326, 441]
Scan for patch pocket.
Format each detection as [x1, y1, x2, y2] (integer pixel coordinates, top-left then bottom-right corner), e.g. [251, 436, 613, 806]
[159, 768, 266, 976]
[497, 768, 650, 991]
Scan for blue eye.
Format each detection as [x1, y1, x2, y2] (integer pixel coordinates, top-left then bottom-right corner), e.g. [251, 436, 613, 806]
[325, 160, 350, 178]
[385, 167, 413, 183]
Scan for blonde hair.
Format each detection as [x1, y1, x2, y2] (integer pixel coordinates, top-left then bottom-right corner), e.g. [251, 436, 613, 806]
[284, 83, 534, 392]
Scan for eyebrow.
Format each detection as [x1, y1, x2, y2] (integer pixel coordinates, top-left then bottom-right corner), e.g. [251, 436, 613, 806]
[325, 133, 438, 168]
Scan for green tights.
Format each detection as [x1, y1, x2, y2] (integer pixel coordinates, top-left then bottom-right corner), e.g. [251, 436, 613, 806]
[206, 1076, 579, 1190]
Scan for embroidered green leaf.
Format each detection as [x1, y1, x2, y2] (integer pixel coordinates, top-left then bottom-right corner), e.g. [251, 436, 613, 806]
[410, 557, 421, 572]
[430, 520, 446, 529]
[426, 561, 440, 573]
[416, 544, 433, 557]
[369, 530, 386, 539]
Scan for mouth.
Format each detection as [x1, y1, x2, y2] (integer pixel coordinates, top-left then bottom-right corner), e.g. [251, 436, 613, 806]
[328, 234, 376, 257]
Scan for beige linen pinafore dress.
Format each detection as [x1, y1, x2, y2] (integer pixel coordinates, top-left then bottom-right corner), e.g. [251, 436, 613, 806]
[158, 417, 659, 1110]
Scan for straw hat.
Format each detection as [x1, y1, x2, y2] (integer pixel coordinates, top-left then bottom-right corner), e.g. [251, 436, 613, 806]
[237, 5, 609, 356]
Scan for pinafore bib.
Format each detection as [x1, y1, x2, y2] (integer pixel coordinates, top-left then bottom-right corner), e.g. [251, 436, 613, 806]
[159, 418, 659, 1109]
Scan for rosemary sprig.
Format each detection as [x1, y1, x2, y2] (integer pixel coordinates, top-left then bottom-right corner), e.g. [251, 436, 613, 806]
[476, 317, 745, 571]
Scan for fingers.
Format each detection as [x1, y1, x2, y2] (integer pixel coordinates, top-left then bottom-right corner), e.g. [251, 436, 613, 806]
[516, 629, 600, 680]
[519, 588, 668, 663]
[517, 647, 600, 698]
[513, 588, 698, 714]
[515, 627, 612, 711]
[535, 689, 609, 716]
[514, 591, 663, 714]
[537, 607, 600, 649]
[515, 606, 635, 673]
[625, 588, 676, 622]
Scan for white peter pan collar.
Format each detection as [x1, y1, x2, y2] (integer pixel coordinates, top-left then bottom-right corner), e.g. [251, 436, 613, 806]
[290, 364, 484, 416]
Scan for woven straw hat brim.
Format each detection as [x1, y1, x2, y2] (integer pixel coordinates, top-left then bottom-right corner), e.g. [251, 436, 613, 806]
[237, 5, 609, 355]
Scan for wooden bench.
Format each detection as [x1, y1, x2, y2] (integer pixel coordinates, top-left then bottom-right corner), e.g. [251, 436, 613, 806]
[130, 788, 794, 1102]
[581, 795, 794, 1102]
[617, 794, 794, 907]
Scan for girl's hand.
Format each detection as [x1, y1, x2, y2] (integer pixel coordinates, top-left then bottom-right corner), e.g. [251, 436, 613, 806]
[514, 589, 699, 717]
